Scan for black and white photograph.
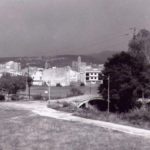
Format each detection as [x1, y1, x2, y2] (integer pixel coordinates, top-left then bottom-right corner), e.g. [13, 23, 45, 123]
[0, 0, 150, 149]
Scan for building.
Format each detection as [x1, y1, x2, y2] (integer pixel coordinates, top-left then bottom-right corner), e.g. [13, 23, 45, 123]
[84, 65, 104, 85]
[5, 61, 21, 72]
[0, 61, 22, 76]
[72, 56, 87, 72]
[42, 67, 79, 86]
[31, 69, 44, 86]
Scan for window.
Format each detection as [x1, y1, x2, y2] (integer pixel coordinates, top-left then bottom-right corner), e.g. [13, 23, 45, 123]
[86, 77, 89, 80]
[86, 73, 89, 76]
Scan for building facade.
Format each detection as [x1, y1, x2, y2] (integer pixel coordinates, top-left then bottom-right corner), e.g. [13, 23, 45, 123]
[42, 67, 79, 86]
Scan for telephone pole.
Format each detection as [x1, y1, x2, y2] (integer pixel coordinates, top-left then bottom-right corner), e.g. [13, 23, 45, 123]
[107, 75, 110, 114]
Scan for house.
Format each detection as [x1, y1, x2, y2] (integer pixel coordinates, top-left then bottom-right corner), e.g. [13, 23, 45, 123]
[84, 65, 104, 85]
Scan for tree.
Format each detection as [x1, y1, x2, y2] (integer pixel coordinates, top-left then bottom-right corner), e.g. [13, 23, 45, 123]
[0, 73, 32, 94]
[128, 29, 150, 64]
[98, 52, 150, 112]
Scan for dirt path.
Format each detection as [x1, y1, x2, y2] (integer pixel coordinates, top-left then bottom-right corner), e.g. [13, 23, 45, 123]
[1, 101, 150, 139]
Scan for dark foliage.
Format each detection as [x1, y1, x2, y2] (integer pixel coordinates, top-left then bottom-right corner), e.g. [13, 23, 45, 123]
[56, 83, 62, 87]
[68, 87, 83, 97]
[80, 82, 85, 86]
[0, 95, 5, 101]
[98, 51, 150, 112]
[0, 73, 32, 94]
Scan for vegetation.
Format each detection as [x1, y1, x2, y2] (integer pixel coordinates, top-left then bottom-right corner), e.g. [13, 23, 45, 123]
[47, 97, 150, 129]
[0, 73, 33, 94]
[32, 94, 43, 100]
[68, 87, 84, 97]
[98, 51, 150, 112]
[128, 29, 150, 64]
[0, 94, 5, 101]
[56, 83, 62, 87]
[0, 107, 149, 150]
[98, 29, 150, 112]
[80, 82, 85, 86]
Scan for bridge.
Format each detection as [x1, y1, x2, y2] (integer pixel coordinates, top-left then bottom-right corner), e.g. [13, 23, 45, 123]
[49, 94, 104, 109]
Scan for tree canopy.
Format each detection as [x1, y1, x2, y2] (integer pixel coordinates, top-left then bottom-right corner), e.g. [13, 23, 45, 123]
[128, 29, 150, 64]
[98, 51, 150, 112]
[0, 73, 32, 94]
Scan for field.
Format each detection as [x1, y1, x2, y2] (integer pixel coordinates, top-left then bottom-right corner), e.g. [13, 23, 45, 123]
[21, 85, 99, 99]
[0, 106, 150, 150]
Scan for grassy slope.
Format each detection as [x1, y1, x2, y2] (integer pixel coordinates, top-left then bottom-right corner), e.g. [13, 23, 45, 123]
[0, 107, 150, 150]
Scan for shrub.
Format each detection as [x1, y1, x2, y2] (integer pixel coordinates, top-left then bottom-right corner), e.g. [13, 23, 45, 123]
[80, 82, 85, 86]
[121, 106, 150, 127]
[0, 94, 5, 101]
[11, 94, 19, 101]
[62, 101, 70, 107]
[33, 94, 43, 100]
[56, 83, 62, 87]
[69, 87, 83, 97]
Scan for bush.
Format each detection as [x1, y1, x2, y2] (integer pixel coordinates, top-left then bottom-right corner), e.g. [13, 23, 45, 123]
[69, 87, 83, 97]
[11, 94, 19, 101]
[56, 83, 62, 87]
[33, 94, 43, 100]
[0, 94, 5, 101]
[121, 107, 150, 127]
[80, 82, 85, 86]
[62, 101, 70, 107]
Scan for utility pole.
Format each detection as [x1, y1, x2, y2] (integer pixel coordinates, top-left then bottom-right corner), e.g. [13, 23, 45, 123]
[90, 81, 92, 94]
[28, 65, 30, 100]
[26, 74, 28, 100]
[107, 75, 110, 114]
[47, 81, 51, 100]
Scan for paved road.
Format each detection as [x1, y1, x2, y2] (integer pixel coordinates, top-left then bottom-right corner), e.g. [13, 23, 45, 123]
[1, 101, 150, 139]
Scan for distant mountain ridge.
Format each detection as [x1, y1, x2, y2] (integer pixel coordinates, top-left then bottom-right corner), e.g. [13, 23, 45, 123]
[0, 51, 118, 68]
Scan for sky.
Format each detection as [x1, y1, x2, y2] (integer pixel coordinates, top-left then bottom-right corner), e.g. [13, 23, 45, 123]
[0, 0, 150, 57]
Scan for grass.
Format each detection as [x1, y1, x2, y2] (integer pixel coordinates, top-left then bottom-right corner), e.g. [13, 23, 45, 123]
[48, 101, 150, 130]
[0, 106, 150, 150]
[20, 85, 98, 100]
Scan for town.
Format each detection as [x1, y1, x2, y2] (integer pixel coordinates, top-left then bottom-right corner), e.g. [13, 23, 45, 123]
[0, 1, 150, 150]
[0, 56, 104, 100]
[0, 56, 104, 86]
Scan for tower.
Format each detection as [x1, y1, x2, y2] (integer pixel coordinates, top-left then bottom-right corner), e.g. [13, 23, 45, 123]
[45, 61, 49, 69]
[77, 56, 81, 72]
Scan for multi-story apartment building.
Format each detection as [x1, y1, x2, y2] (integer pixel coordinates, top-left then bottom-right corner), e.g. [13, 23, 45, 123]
[85, 67, 103, 85]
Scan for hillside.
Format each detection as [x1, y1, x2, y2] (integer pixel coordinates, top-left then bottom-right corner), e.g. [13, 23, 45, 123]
[0, 51, 117, 68]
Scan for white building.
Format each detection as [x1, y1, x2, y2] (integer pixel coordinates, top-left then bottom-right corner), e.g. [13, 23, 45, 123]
[0, 61, 22, 76]
[42, 67, 79, 86]
[31, 69, 44, 86]
[84, 65, 104, 85]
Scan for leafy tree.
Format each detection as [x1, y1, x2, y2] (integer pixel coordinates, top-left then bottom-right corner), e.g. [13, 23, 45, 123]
[0, 73, 32, 94]
[128, 29, 150, 64]
[98, 52, 150, 112]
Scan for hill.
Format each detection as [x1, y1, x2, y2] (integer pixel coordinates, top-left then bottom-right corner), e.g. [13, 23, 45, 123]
[0, 51, 117, 68]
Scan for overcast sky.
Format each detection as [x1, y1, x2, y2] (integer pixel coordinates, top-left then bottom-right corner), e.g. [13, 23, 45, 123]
[0, 0, 150, 57]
